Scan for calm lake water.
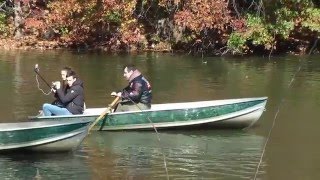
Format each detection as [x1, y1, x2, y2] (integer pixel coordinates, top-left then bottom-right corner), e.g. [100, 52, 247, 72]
[0, 50, 320, 179]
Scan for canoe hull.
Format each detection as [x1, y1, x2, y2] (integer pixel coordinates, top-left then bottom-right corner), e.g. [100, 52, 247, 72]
[23, 127, 88, 152]
[204, 106, 265, 128]
[99, 98, 266, 130]
[32, 97, 268, 131]
[0, 119, 91, 153]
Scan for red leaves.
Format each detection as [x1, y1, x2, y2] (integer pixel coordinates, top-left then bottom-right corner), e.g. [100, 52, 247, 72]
[231, 18, 246, 32]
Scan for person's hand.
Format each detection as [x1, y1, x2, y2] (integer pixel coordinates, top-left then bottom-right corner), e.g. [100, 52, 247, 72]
[55, 81, 61, 89]
[52, 81, 61, 89]
[111, 92, 120, 97]
[111, 92, 121, 97]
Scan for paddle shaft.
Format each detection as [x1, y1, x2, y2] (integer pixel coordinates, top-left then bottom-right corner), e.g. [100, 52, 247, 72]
[34, 68, 52, 89]
[88, 96, 120, 132]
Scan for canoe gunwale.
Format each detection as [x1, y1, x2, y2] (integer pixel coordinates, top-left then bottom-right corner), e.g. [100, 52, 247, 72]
[0, 119, 92, 131]
[106, 97, 268, 115]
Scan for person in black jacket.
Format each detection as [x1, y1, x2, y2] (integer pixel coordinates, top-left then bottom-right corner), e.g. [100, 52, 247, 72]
[111, 64, 152, 112]
[42, 70, 84, 116]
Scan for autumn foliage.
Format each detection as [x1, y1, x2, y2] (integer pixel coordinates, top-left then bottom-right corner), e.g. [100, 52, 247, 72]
[0, 0, 320, 55]
[174, 1, 230, 32]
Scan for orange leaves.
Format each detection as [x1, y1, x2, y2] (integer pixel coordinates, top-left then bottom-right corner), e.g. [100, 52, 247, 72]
[102, 0, 119, 10]
[174, 0, 231, 33]
[121, 27, 142, 44]
[24, 18, 45, 30]
[45, 0, 141, 47]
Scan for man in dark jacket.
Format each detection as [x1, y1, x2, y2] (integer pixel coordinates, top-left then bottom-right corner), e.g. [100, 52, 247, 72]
[111, 64, 152, 112]
[42, 70, 84, 116]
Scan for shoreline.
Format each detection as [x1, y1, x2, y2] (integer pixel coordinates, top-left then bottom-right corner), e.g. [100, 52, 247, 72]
[0, 38, 311, 56]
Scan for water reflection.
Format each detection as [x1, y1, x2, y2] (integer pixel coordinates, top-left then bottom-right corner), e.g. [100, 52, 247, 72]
[83, 130, 266, 179]
[0, 151, 90, 179]
[2, 51, 320, 179]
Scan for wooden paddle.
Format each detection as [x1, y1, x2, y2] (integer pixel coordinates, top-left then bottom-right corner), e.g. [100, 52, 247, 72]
[88, 96, 120, 132]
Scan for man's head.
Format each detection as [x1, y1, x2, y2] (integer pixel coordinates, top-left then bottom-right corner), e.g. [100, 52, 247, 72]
[66, 70, 77, 87]
[123, 64, 136, 81]
[61, 67, 72, 81]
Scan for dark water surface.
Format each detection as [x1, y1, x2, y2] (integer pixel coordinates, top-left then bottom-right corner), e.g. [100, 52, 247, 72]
[0, 50, 320, 179]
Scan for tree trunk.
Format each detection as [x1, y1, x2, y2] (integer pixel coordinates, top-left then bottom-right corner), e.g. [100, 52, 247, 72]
[14, 1, 24, 39]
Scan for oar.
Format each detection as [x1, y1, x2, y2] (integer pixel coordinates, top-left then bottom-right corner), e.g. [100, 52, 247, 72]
[88, 96, 120, 132]
[34, 64, 52, 89]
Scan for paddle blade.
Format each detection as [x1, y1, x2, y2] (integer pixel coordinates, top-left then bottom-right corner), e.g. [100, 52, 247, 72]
[88, 96, 120, 132]
[88, 108, 111, 131]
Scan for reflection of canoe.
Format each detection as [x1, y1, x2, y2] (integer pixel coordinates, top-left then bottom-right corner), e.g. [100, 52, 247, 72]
[0, 119, 91, 152]
[32, 97, 267, 130]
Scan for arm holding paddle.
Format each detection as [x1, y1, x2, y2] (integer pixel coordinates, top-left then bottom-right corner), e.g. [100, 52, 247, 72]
[111, 91, 122, 97]
[110, 64, 152, 112]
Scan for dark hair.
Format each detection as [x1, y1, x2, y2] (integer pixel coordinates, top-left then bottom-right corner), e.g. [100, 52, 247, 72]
[62, 66, 72, 72]
[66, 70, 77, 78]
[123, 64, 136, 72]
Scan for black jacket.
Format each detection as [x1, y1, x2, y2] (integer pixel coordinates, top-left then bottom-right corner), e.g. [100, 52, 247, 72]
[56, 79, 84, 114]
[122, 73, 152, 105]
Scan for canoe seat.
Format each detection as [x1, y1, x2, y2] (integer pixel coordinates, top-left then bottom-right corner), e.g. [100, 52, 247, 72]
[83, 108, 106, 115]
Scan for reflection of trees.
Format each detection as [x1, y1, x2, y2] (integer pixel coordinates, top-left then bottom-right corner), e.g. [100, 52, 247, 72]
[143, 55, 279, 104]
[13, 52, 23, 120]
[261, 57, 320, 180]
[0, 52, 15, 121]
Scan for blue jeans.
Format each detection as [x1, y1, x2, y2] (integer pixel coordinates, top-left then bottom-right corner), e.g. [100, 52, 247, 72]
[42, 103, 72, 116]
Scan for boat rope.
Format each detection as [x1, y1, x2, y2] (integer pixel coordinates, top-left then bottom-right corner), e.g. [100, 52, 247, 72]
[253, 58, 304, 179]
[123, 91, 169, 180]
[35, 74, 51, 95]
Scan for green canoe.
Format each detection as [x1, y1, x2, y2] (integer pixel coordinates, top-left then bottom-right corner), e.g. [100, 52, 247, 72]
[32, 97, 268, 131]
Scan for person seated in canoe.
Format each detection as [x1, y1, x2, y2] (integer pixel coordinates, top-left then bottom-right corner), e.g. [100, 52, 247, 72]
[111, 64, 152, 112]
[42, 70, 85, 116]
[51, 66, 72, 108]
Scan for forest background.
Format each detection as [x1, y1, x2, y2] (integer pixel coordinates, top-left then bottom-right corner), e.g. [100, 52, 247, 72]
[0, 0, 320, 56]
